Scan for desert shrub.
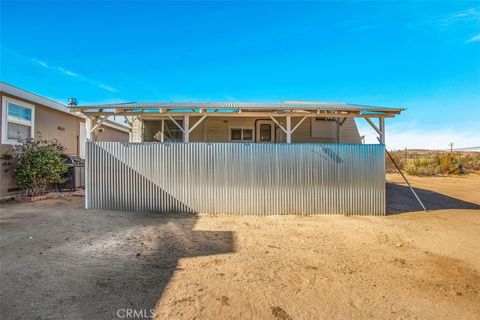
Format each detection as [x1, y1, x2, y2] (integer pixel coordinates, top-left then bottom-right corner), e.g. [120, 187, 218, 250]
[388, 150, 478, 176]
[460, 153, 480, 172]
[438, 153, 464, 175]
[404, 157, 440, 176]
[0, 139, 68, 196]
[401, 152, 468, 176]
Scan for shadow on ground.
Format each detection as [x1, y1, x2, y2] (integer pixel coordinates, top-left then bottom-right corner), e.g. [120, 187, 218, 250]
[386, 183, 480, 214]
[0, 199, 234, 319]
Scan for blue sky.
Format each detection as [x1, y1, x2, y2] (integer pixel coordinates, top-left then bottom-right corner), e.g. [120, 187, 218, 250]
[1, 1, 479, 149]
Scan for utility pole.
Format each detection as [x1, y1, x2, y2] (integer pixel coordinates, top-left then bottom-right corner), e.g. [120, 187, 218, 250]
[448, 142, 454, 152]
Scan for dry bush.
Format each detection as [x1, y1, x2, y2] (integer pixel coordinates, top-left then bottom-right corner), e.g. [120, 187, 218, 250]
[460, 153, 480, 172]
[438, 153, 464, 175]
[404, 157, 440, 176]
[387, 151, 479, 176]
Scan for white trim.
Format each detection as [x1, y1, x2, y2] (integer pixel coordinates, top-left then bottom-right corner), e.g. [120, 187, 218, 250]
[228, 126, 255, 142]
[1, 97, 35, 145]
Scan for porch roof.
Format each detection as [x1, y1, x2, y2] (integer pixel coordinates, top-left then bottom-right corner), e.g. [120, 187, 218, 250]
[74, 100, 401, 144]
[69, 101, 404, 117]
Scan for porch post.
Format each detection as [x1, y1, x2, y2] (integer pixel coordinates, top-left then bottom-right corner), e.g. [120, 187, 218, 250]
[286, 115, 292, 143]
[336, 120, 340, 144]
[183, 115, 190, 143]
[379, 117, 385, 144]
[85, 117, 93, 140]
[364, 117, 385, 145]
[161, 119, 165, 143]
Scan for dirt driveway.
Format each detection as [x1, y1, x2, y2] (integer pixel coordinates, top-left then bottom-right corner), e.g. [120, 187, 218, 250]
[1, 175, 479, 319]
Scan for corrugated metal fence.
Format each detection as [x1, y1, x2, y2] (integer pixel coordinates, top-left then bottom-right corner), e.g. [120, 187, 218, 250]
[86, 142, 385, 215]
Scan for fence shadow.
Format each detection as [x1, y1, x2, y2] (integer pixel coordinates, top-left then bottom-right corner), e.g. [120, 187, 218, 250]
[76, 212, 235, 319]
[386, 183, 480, 214]
[0, 200, 234, 319]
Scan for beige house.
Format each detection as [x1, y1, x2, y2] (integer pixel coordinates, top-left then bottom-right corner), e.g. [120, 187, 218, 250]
[0, 82, 129, 198]
[70, 101, 403, 215]
[73, 101, 399, 144]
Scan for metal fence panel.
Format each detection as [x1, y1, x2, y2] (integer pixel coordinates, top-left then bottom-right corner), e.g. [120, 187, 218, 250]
[86, 142, 386, 215]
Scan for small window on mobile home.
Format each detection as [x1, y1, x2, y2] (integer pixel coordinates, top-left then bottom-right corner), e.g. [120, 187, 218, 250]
[311, 117, 337, 138]
[230, 128, 254, 142]
[1, 97, 35, 145]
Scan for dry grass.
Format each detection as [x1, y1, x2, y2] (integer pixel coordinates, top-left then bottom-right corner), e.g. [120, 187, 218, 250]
[386, 151, 480, 176]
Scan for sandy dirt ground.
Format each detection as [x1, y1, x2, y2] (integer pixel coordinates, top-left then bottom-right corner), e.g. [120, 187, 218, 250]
[0, 175, 479, 320]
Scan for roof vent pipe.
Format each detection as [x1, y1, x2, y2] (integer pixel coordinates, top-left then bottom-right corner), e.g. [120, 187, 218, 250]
[67, 98, 77, 107]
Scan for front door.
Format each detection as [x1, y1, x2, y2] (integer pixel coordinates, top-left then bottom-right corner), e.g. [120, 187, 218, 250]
[256, 120, 275, 143]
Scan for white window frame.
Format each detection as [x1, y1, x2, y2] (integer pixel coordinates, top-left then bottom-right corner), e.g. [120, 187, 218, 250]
[228, 126, 255, 142]
[1, 97, 35, 145]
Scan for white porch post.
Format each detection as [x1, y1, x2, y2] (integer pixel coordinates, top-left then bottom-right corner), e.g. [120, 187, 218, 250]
[270, 115, 306, 143]
[183, 115, 190, 143]
[161, 119, 165, 143]
[85, 117, 93, 140]
[379, 117, 385, 144]
[286, 115, 292, 143]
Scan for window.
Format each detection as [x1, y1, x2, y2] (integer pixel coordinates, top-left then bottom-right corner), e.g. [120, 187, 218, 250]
[163, 119, 183, 142]
[230, 128, 254, 142]
[1, 98, 35, 144]
[142, 119, 184, 142]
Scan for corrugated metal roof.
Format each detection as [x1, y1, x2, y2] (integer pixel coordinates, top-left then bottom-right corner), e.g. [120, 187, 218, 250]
[70, 101, 404, 113]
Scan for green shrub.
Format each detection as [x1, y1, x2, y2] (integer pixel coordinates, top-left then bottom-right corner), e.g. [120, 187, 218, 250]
[0, 139, 69, 196]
